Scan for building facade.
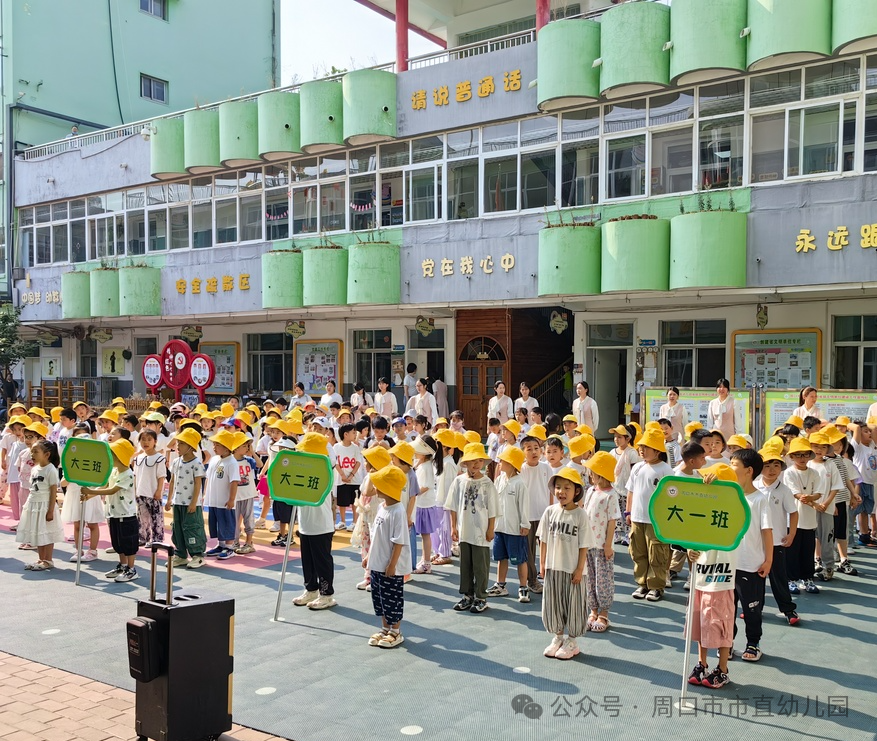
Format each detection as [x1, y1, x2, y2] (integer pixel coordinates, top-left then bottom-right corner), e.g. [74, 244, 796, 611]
[11, 0, 877, 438]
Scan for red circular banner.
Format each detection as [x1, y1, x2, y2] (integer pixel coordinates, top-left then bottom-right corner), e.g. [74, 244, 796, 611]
[190, 353, 215, 390]
[162, 340, 192, 390]
[142, 354, 163, 390]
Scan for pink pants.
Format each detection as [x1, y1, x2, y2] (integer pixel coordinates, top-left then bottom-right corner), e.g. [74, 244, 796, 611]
[8, 482, 23, 520]
[434, 510, 453, 558]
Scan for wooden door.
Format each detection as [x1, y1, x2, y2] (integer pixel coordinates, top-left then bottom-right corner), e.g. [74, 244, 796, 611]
[457, 337, 508, 437]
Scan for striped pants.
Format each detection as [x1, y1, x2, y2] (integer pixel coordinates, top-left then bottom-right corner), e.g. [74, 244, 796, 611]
[541, 568, 588, 637]
[586, 548, 614, 613]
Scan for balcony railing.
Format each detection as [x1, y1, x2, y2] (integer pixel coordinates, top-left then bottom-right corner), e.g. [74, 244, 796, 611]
[408, 29, 536, 69]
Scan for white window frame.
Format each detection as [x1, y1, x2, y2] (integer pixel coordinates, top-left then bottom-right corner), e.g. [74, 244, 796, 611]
[140, 74, 168, 104]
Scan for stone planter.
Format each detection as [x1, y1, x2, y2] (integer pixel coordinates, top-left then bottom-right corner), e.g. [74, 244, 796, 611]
[303, 247, 347, 306]
[670, 211, 747, 289]
[601, 219, 670, 292]
[61, 271, 91, 319]
[347, 242, 400, 304]
[119, 266, 161, 315]
[90, 269, 120, 317]
[538, 226, 601, 296]
[262, 247, 304, 308]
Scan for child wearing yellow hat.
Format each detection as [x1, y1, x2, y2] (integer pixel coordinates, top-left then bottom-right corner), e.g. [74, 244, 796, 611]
[15, 439, 63, 571]
[807, 431, 841, 581]
[429, 429, 459, 566]
[783, 437, 823, 594]
[357, 446, 394, 590]
[165, 427, 207, 569]
[444, 442, 498, 613]
[82, 439, 139, 582]
[365, 465, 411, 649]
[519, 431, 552, 594]
[848, 419, 877, 547]
[203, 430, 241, 561]
[486, 446, 531, 603]
[609, 424, 638, 547]
[582, 452, 621, 633]
[538, 467, 594, 660]
[133, 428, 168, 549]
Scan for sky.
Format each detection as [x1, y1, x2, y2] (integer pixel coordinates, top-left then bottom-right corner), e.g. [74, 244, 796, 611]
[280, 0, 442, 85]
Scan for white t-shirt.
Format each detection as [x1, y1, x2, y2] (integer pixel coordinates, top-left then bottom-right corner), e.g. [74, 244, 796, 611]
[403, 373, 418, 399]
[486, 432, 501, 462]
[171, 456, 205, 506]
[755, 476, 797, 546]
[444, 475, 498, 547]
[494, 473, 529, 534]
[204, 454, 241, 508]
[808, 459, 842, 516]
[783, 466, 824, 530]
[255, 434, 272, 457]
[105, 468, 136, 518]
[851, 439, 877, 485]
[736, 491, 772, 573]
[792, 404, 822, 422]
[234, 457, 257, 501]
[536, 504, 595, 574]
[298, 494, 335, 536]
[611, 447, 640, 498]
[583, 486, 621, 549]
[672, 465, 701, 479]
[319, 392, 343, 408]
[6, 440, 26, 484]
[627, 460, 674, 524]
[28, 463, 59, 502]
[520, 460, 552, 521]
[134, 453, 167, 500]
[333, 442, 364, 486]
[514, 396, 539, 414]
[415, 461, 437, 508]
[693, 549, 738, 592]
[436, 455, 458, 507]
[367, 501, 411, 575]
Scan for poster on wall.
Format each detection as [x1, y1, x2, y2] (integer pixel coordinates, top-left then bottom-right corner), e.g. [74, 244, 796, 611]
[294, 340, 343, 398]
[731, 329, 822, 389]
[42, 356, 61, 379]
[642, 387, 753, 438]
[762, 389, 877, 442]
[101, 347, 125, 377]
[199, 342, 240, 395]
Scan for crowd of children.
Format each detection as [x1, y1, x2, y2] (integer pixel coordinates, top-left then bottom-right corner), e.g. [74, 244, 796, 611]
[4, 385, 876, 675]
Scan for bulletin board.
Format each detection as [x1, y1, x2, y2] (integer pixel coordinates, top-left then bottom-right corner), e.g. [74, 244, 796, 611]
[199, 342, 240, 395]
[762, 389, 877, 443]
[294, 340, 343, 398]
[731, 328, 822, 389]
[642, 387, 752, 437]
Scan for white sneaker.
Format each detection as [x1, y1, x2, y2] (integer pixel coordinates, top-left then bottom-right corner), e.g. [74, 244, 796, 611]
[555, 638, 580, 660]
[356, 579, 370, 590]
[334, 522, 346, 530]
[254, 518, 267, 529]
[69, 551, 82, 562]
[82, 550, 98, 562]
[307, 594, 337, 610]
[171, 556, 189, 568]
[292, 589, 320, 606]
[543, 635, 564, 657]
[269, 522, 281, 533]
[187, 556, 205, 569]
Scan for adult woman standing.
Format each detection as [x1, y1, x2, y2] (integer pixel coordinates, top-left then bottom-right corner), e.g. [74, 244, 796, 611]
[289, 382, 312, 409]
[792, 386, 822, 422]
[374, 376, 398, 419]
[319, 379, 343, 408]
[350, 382, 374, 418]
[406, 378, 439, 426]
[572, 381, 599, 432]
[514, 382, 539, 414]
[486, 380, 513, 426]
[707, 378, 736, 442]
[658, 387, 688, 440]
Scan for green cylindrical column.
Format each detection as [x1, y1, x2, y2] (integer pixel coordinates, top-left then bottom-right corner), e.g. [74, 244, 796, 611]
[219, 100, 260, 168]
[150, 117, 185, 180]
[300, 81, 344, 154]
[601, 219, 670, 292]
[746, 0, 830, 71]
[184, 108, 221, 174]
[119, 266, 161, 316]
[670, 0, 747, 84]
[537, 20, 601, 112]
[262, 248, 304, 308]
[60, 271, 91, 320]
[90, 269, 120, 317]
[538, 226, 601, 296]
[832, 0, 877, 53]
[670, 212, 747, 289]
[258, 92, 302, 161]
[347, 243, 400, 304]
[303, 247, 348, 306]
[599, 2, 670, 98]
[343, 69, 397, 145]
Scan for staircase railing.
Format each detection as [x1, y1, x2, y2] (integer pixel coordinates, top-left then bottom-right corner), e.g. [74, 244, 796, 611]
[529, 357, 574, 418]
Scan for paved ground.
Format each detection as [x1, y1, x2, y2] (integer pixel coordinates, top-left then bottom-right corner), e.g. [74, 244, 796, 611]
[3, 502, 877, 741]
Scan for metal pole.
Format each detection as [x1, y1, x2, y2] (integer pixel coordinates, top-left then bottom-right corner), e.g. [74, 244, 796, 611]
[272, 506, 299, 621]
[74, 506, 85, 587]
[678, 572, 697, 710]
[395, 0, 409, 72]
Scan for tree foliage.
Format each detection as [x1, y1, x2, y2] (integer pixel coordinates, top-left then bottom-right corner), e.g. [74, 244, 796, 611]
[0, 305, 37, 374]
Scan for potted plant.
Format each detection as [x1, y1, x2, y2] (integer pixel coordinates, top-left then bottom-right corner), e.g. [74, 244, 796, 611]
[303, 235, 348, 306]
[348, 230, 400, 305]
[537, 203, 601, 296]
[263, 239, 304, 309]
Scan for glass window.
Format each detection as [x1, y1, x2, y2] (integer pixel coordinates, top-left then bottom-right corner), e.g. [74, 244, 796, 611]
[406, 169, 438, 221]
[482, 122, 518, 152]
[36, 226, 51, 264]
[349, 148, 376, 173]
[788, 104, 840, 176]
[89, 218, 109, 260]
[19, 228, 33, 267]
[147, 185, 166, 205]
[192, 201, 213, 248]
[127, 211, 145, 254]
[751, 112, 785, 182]
[19, 208, 34, 226]
[319, 155, 346, 178]
[71, 220, 86, 262]
[868, 55, 877, 89]
[447, 159, 478, 219]
[140, 0, 166, 20]
[353, 329, 392, 350]
[51, 203, 68, 221]
[412, 136, 443, 163]
[52, 224, 68, 262]
[699, 116, 744, 190]
[80, 339, 97, 377]
[350, 174, 377, 231]
[321, 181, 346, 232]
[239, 194, 263, 241]
[865, 315, 877, 342]
[662, 320, 726, 386]
[215, 199, 237, 243]
[603, 99, 647, 134]
[834, 315, 861, 342]
[484, 155, 518, 212]
[380, 142, 409, 169]
[264, 164, 289, 188]
[408, 327, 445, 349]
[662, 320, 694, 344]
[239, 168, 263, 190]
[520, 149, 556, 210]
[166, 183, 190, 203]
[136, 338, 158, 355]
[650, 128, 693, 195]
[751, 70, 802, 108]
[587, 323, 633, 347]
[447, 129, 479, 158]
[36, 205, 51, 223]
[266, 189, 290, 240]
[191, 177, 212, 200]
[560, 139, 599, 207]
[649, 90, 694, 126]
[865, 94, 877, 171]
[695, 320, 726, 344]
[699, 80, 745, 117]
[605, 135, 646, 198]
[292, 186, 318, 234]
[520, 116, 557, 147]
[843, 100, 856, 172]
[114, 215, 125, 255]
[87, 196, 107, 216]
[380, 171, 404, 226]
[170, 205, 189, 249]
[214, 171, 238, 196]
[561, 107, 599, 141]
[70, 199, 86, 219]
[148, 209, 168, 251]
[805, 60, 860, 99]
[140, 74, 168, 104]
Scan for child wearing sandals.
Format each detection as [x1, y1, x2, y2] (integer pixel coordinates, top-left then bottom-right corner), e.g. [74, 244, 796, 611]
[582, 452, 620, 634]
[430, 429, 459, 566]
[16, 440, 63, 571]
[357, 446, 393, 590]
[539, 467, 595, 660]
[486, 446, 531, 603]
[413, 435, 443, 574]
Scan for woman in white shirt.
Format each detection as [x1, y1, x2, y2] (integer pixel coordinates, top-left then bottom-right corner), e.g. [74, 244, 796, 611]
[658, 386, 688, 440]
[486, 380, 514, 426]
[289, 382, 312, 409]
[374, 376, 398, 419]
[572, 381, 599, 432]
[350, 382, 374, 418]
[319, 379, 343, 408]
[514, 381, 539, 414]
[792, 386, 822, 422]
[405, 378, 439, 426]
[707, 378, 736, 442]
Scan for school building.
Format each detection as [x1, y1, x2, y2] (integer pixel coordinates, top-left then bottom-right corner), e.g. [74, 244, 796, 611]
[10, 0, 877, 436]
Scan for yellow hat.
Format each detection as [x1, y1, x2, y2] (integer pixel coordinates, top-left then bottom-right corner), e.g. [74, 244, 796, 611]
[609, 424, 631, 436]
[454, 432, 468, 451]
[220, 402, 235, 418]
[175, 427, 202, 451]
[637, 428, 666, 453]
[296, 432, 330, 456]
[584, 451, 617, 483]
[684, 421, 704, 437]
[208, 428, 239, 452]
[193, 403, 209, 415]
[788, 437, 813, 455]
[550, 466, 584, 488]
[758, 446, 785, 465]
[528, 424, 547, 441]
[562, 414, 577, 424]
[568, 433, 596, 459]
[630, 421, 642, 436]
[700, 462, 738, 483]
[835, 415, 851, 426]
[727, 434, 749, 449]
[110, 438, 136, 468]
[761, 436, 785, 455]
[502, 419, 522, 438]
[285, 418, 305, 435]
[246, 404, 260, 416]
[8, 415, 31, 427]
[363, 445, 392, 471]
[364, 408, 378, 417]
[498, 445, 525, 472]
[98, 410, 119, 425]
[235, 410, 254, 427]
[645, 421, 662, 432]
[868, 416, 877, 426]
[435, 417, 448, 426]
[148, 401, 163, 410]
[460, 442, 489, 463]
[808, 431, 831, 446]
[288, 407, 304, 422]
[575, 424, 592, 435]
[229, 431, 250, 451]
[9, 402, 27, 412]
[28, 407, 48, 419]
[370, 465, 407, 501]
[821, 425, 846, 444]
[50, 406, 63, 423]
[434, 429, 456, 448]
[786, 415, 805, 428]
[464, 430, 482, 444]
[391, 441, 415, 467]
[24, 422, 49, 438]
[112, 397, 126, 406]
[112, 405, 128, 415]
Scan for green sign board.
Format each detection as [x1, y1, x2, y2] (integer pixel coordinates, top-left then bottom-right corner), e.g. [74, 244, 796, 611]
[266, 450, 333, 507]
[648, 476, 750, 551]
[61, 438, 113, 487]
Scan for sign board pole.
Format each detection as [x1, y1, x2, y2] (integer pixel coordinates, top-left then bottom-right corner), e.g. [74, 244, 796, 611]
[677, 580, 697, 710]
[74, 509, 86, 587]
[273, 525, 296, 622]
